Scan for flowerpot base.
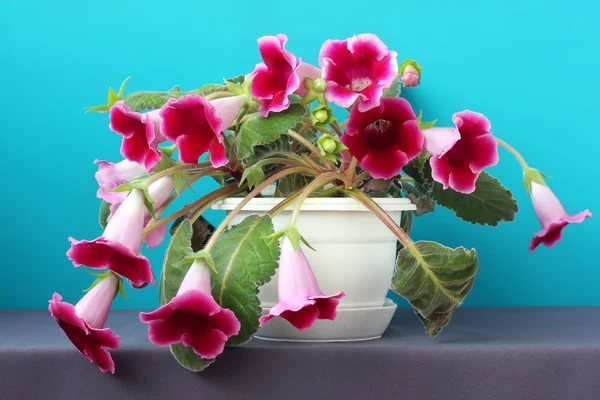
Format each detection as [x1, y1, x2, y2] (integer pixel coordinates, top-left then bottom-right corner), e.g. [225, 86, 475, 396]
[255, 299, 397, 342]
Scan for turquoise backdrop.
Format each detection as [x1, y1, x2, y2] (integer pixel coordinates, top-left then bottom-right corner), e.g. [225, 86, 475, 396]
[1, 0, 598, 310]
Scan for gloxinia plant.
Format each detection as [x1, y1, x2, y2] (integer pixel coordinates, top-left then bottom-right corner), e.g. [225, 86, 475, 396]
[53, 33, 592, 373]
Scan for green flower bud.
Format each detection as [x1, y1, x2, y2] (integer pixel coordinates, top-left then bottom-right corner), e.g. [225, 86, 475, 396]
[320, 136, 337, 153]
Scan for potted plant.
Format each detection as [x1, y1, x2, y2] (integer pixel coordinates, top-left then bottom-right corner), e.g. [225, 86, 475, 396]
[49, 33, 591, 373]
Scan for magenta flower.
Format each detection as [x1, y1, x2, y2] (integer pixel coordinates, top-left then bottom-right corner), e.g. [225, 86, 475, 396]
[94, 159, 147, 204]
[260, 238, 344, 331]
[342, 97, 423, 179]
[422, 110, 499, 194]
[109, 101, 166, 171]
[67, 189, 154, 288]
[140, 259, 241, 359]
[528, 181, 592, 252]
[48, 274, 120, 374]
[319, 33, 398, 112]
[160, 94, 247, 166]
[250, 34, 315, 117]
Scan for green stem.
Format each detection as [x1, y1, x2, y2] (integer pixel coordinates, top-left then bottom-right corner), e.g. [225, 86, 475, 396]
[343, 188, 420, 257]
[253, 157, 308, 170]
[399, 177, 415, 182]
[290, 172, 352, 226]
[203, 166, 316, 253]
[144, 163, 196, 187]
[143, 182, 242, 238]
[345, 156, 358, 183]
[496, 137, 529, 171]
[188, 184, 249, 224]
[301, 154, 325, 172]
[329, 121, 343, 136]
[286, 129, 334, 170]
[267, 190, 304, 217]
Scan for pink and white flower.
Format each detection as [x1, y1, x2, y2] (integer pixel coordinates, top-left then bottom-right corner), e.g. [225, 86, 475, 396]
[260, 238, 344, 331]
[160, 94, 247, 166]
[140, 259, 241, 359]
[67, 189, 154, 288]
[94, 159, 147, 204]
[528, 181, 592, 252]
[48, 274, 120, 374]
[319, 34, 398, 112]
[249, 34, 321, 116]
[342, 97, 423, 179]
[422, 110, 499, 194]
[109, 101, 166, 171]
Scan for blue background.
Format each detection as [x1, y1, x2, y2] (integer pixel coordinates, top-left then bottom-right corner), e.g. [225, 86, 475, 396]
[1, 0, 598, 310]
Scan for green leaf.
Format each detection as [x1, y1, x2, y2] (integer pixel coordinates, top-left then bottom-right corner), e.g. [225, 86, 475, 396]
[122, 88, 184, 112]
[403, 157, 518, 226]
[99, 200, 111, 229]
[170, 215, 216, 252]
[402, 182, 435, 216]
[187, 84, 228, 95]
[225, 75, 245, 85]
[236, 104, 306, 159]
[118, 76, 131, 98]
[210, 215, 280, 346]
[416, 110, 437, 130]
[160, 220, 193, 305]
[107, 87, 120, 105]
[240, 164, 265, 190]
[383, 76, 402, 98]
[245, 136, 291, 169]
[276, 173, 311, 196]
[170, 343, 214, 372]
[172, 172, 187, 195]
[391, 241, 478, 337]
[224, 80, 244, 96]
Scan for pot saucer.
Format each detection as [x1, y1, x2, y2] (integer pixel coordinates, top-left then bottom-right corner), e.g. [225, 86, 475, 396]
[255, 299, 397, 342]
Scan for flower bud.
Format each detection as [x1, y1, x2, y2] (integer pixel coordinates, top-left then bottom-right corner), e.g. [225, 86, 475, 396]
[399, 59, 423, 87]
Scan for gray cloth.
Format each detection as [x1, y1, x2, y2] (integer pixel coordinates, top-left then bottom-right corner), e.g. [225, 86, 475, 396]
[1, 308, 599, 400]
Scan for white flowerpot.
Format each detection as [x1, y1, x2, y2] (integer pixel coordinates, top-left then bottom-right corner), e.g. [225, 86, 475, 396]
[212, 197, 415, 342]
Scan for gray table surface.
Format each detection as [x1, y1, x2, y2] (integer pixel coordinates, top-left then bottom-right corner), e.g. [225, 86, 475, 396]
[1, 307, 599, 400]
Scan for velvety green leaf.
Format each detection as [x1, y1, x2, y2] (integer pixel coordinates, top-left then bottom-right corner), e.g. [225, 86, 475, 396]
[160, 220, 214, 371]
[123, 89, 182, 112]
[159, 220, 194, 305]
[210, 215, 280, 346]
[170, 343, 214, 372]
[276, 173, 311, 196]
[225, 75, 245, 85]
[402, 182, 435, 216]
[403, 156, 518, 226]
[245, 136, 291, 168]
[236, 104, 306, 159]
[170, 215, 215, 252]
[391, 241, 478, 337]
[187, 84, 228, 95]
[383, 76, 402, 98]
[99, 201, 111, 229]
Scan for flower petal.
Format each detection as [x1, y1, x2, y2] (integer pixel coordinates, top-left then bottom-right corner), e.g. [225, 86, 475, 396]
[67, 237, 154, 288]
